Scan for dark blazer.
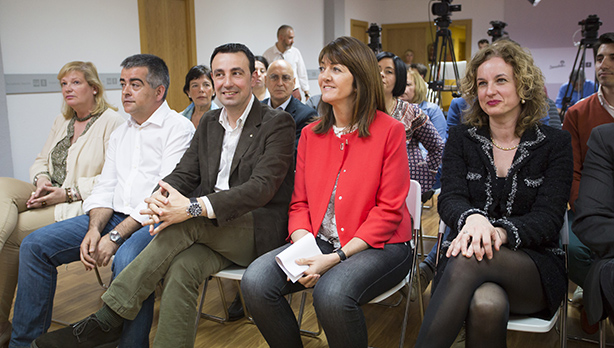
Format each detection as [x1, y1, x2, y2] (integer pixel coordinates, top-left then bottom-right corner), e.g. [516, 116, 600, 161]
[574, 123, 614, 324]
[437, 124, 573, 317]
[262, 96, 318, 150]
[162, 99, 296, 256]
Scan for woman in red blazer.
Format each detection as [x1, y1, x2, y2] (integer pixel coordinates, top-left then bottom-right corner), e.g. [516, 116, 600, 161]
[242, 36, 413, 348]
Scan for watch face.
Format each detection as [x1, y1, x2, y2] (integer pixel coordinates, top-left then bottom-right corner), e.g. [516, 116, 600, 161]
[188, 200, 203, 217]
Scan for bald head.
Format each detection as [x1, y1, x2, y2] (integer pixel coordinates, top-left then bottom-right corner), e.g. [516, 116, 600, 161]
[276, 25, 295, 51]
[266, 60, 296, 108]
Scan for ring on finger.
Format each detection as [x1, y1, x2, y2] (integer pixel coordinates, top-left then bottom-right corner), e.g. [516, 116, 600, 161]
[42, 201, 47, 206]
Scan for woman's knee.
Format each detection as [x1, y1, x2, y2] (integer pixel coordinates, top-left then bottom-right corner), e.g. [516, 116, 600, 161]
[469, 283, 509, 321]
[312, 280, 356, 316]
[242, 253, 279, 298]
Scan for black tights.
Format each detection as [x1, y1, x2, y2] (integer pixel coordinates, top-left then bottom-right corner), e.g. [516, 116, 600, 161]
[415, 247, 547, 348]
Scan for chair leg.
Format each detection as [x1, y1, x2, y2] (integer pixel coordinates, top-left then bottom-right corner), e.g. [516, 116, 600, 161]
[600, 319, 607, 348]
[195, 277, 210, 330]
[296, 291, 322, 337]
[559, 292, 567, 348]
[94, 266, 109, 290]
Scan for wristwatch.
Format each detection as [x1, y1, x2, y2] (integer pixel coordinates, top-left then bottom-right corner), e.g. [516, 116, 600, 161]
[109, 230, 125, 247]
[186, 197, 203, 218]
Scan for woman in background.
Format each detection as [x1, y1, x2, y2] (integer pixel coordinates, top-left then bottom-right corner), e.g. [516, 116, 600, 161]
[0, 61, 124, 346]
[181, 65, 217, 128]
[377, 51, 444, 193]
[401, 68, 447, 141]
[253, 55, 269, 101]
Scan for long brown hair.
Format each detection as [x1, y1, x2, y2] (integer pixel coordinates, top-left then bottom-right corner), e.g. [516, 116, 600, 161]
[313, 36, 386, 138]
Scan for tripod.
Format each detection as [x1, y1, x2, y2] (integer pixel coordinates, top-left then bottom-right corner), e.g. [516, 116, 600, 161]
[428, 16, 462, 107]
[559, 37, 599, 123]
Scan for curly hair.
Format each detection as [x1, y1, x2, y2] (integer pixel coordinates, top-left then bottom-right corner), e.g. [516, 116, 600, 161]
[461, 39, 547, 136]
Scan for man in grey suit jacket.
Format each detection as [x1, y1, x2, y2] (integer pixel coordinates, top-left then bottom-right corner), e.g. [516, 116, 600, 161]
[32, 43, 296, 348]
[262, 59, 318, 151]
[574, 123, 614, 326]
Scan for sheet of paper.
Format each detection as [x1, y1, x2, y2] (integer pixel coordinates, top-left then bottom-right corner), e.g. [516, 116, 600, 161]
[275, 233, 323, 283]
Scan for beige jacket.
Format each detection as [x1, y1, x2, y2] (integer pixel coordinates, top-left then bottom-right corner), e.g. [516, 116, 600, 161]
[29, 108, 125, 221]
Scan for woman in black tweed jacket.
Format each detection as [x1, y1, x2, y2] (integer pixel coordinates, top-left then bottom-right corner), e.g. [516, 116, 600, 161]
[415, 40, 572, 348]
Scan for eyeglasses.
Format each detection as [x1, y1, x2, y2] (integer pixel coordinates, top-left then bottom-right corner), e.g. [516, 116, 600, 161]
[269, 74, 293, 83]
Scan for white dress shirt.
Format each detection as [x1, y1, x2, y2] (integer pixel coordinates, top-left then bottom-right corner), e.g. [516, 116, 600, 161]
[263, 45, 310, 94]
[82, 101, 195, 223]
[201, 95, 255, 219]
[597, 85, 614, 118]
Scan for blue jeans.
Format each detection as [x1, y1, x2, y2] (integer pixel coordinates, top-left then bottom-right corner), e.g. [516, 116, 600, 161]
[241, 239, 412, 348]
[9, 213, 155, 348]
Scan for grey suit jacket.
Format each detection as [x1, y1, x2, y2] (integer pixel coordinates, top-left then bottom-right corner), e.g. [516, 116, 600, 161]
[162, 99, 296, 256]
[574, 123, 614, 324]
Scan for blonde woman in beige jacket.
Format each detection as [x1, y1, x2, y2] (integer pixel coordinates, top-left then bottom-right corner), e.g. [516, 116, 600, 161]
[0, 61, 124, 345]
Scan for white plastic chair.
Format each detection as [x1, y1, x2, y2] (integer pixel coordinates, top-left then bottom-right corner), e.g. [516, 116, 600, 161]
[436, 213, 569, 348]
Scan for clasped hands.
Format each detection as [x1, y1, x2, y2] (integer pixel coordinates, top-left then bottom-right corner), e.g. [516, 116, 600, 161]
[26, 178, 66, 209]
[140, 180, 191, 235]
[446, 214, 508, 261]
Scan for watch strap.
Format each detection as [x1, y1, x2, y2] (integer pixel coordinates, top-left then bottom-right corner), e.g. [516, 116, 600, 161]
[109, 230, 125, 246]
[335, 249, 347, 261]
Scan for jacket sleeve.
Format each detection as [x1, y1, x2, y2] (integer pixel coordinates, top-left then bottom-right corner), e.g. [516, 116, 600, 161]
[494, 131, 572, 250]
[574, 126, 614, 258]
[562, 106, 582, 210]
[412, 117, 444, 173]
[437, 126, 487, 233]
[352, 121, 410, 248]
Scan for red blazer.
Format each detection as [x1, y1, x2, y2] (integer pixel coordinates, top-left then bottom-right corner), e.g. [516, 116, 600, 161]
[288, 110, 412, 248]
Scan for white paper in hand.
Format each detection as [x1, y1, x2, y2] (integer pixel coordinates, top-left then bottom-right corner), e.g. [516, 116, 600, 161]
[275, 233, 323, 283]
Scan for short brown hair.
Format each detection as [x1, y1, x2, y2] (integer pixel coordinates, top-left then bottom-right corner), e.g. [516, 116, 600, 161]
[313, 36, 386, 138]
[461, 39, 546, 136]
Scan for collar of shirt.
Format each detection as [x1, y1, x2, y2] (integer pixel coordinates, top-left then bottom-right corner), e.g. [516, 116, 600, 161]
[218, 95, 255, 131]
[126, 101, 169, 128]
[267, 96, 292, 110]
[598, 85, 614, 118]
[273, 43, 289, 55]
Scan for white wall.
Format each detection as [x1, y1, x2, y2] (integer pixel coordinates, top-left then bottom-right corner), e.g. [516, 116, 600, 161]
[194, 0, 325, 96]
[0, 0, 139, 181]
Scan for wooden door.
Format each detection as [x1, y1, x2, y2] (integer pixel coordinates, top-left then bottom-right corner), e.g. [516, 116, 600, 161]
[138, 0, 197, 111]
[382, 22, 429, 65]
[382, 19, 472, 67]
[351, 19, 369, 45]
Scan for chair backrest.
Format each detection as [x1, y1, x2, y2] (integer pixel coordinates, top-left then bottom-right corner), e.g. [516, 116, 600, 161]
[560, 212, 569, 246]
[407, 180, 422, 231]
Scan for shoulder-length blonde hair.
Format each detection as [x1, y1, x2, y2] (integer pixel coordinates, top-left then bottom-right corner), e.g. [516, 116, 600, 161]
[57, 61, 117, 119]
[461, 39, 547, 136]
[313, 36, 386, 138]
[407, 69, 428, 104]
